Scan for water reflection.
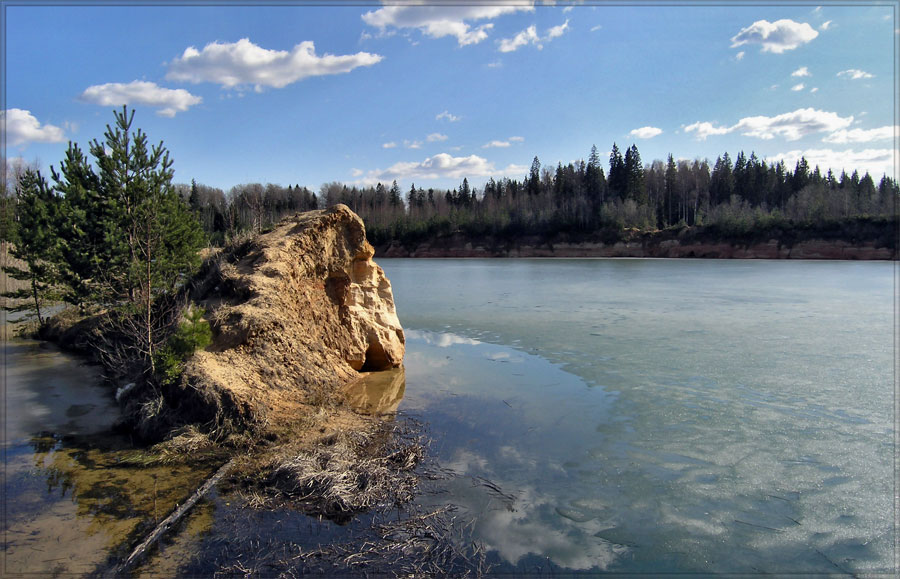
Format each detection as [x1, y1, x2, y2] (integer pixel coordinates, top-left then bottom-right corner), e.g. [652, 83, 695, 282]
[396, 325, 893, 575]
[2, 339, 219, 576]
[343, 366, 406, 415]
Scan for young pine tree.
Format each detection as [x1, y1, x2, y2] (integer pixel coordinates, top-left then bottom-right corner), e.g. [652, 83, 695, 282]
[1, 169, 61, 325]
[54, 107, 205, 375]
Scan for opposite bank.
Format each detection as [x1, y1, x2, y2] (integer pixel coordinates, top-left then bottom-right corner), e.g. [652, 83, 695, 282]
[376, 218, 898, 259]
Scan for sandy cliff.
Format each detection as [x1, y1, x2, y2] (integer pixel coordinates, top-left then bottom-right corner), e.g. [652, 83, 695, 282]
[179, 205, 405, 428]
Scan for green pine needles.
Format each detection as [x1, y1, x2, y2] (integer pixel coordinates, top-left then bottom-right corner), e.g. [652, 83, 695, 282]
[3, 106, 206, 381]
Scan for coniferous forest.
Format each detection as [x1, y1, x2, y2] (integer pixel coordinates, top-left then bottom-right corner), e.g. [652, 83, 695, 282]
[3, 117, 898, 256]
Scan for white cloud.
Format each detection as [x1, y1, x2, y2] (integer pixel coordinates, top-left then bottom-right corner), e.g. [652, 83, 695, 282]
[682, 121, 732, 140]
[350, 168, 364, 177]
[483, 136, 525, 148]
[498, 20, 570, 52]
[810, 87, 819, 93]
[404, 139, 423, 149]
[820, 20, 833, 30]
[547, 20, 570, 39]
[770, 147, 896, 178]
[791, 83, 805, 91]
[590, 24, 603, 33]
[361, 2, 534, 47]
[685, 108, 854, 141]
[730, 19, 819, 53]
[436, 110, 460, 122]
[353, 152, 528, 185]
[426, 132, 449, 142]
[791, 66, 811, 77]
[382, 141, 398, 149]
[1, 108, 66, 146]
[822, 125, 898, 144]
[80, 80, 202, 117]
[499, 25, 539, 52]
[629, 126, 663, 139]
[735, 51, 745, 61]
[837, 69, 874, 80]
[166, 38, 383, 90]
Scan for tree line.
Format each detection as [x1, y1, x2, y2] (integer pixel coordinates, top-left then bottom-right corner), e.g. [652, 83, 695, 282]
[4, 125, 898, 278]
[312, 144, 898, 246]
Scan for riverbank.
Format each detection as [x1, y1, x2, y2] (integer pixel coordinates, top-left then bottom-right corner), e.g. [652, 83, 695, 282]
[376, 217, 898, 259]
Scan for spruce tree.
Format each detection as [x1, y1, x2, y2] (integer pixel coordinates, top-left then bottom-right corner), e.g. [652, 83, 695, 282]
[1, 169, 61, 325]
[624, 144, 645, 203]
[608, 143, 625, 199]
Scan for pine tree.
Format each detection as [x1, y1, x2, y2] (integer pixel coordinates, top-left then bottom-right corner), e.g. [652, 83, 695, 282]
[1, 169, 61, 325]
[61, 107, 205, 374]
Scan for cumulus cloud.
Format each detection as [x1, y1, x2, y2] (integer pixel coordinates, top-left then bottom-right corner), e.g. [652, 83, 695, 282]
[822, 125, 898, 144]
[629, 126, 663, 139]
[436, 110, 460, 122]
[791, 83, 806, 91]
[361, 2, 534, 47]
[498, 19, 570, 52]
[426, 132, 448, 142]
[771, 147, 896, 178]
[684, 108, 853, 141]
[166, 38, 382, 90]
[80, 80, 202, 117]
[837, 69, 874, 80]
[820, 20, 833, 30]
[382, 141, 398, 149]
[682, 121, 733, 140]
[404, 139, 423, 149]
[1, 108, 66, 146]
[735, 51, 745, 61]
[483, 136, 525, 148]
[730, 19, 819, 53]
[791, 66, 811, 77]
[353, 152, 527, 186]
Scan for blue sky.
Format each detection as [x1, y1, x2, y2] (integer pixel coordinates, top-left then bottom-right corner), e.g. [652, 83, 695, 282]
[2, 1, 897, 194]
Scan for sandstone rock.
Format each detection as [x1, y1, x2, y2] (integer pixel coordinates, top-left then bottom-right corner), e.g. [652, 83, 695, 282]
[180, 205, 404, 426]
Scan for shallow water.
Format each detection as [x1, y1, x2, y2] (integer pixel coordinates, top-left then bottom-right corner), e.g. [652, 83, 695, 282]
[381, 258, 896, 575]
[4, 258, 896, 575]
[2, 339, 219, 575]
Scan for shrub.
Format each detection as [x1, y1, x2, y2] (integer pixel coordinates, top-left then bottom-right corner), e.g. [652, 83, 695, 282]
[154, 307, 212, 386]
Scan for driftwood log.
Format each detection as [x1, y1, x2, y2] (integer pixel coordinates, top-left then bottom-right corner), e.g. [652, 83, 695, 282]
[114, 458, 236, 575]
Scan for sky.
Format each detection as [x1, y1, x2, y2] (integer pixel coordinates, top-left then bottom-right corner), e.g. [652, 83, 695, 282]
[2, 0, 897, 194]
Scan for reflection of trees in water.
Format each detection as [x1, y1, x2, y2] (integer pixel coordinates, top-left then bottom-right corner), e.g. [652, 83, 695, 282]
[25, 430, 213, 536]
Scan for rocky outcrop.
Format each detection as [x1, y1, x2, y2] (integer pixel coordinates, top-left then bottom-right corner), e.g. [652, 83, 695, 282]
[179, 205, 404, 427]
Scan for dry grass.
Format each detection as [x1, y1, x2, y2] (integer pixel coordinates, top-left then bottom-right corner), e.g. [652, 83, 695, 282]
[297, 505, 494, 578]
[210, 416, 494, 578]
[266, 420, 425, 520]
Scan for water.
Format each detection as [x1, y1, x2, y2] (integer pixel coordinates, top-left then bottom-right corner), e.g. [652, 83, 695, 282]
[4, 259, 896, 575]
[380, 258, 896, 575]
[2, 339, 220, 575]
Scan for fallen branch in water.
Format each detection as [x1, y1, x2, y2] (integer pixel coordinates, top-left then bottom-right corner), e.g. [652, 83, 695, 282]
[115, 457, 236, 575]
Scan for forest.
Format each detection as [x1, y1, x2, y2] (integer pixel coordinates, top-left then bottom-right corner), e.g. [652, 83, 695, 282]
[3, 135, 898, 253]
